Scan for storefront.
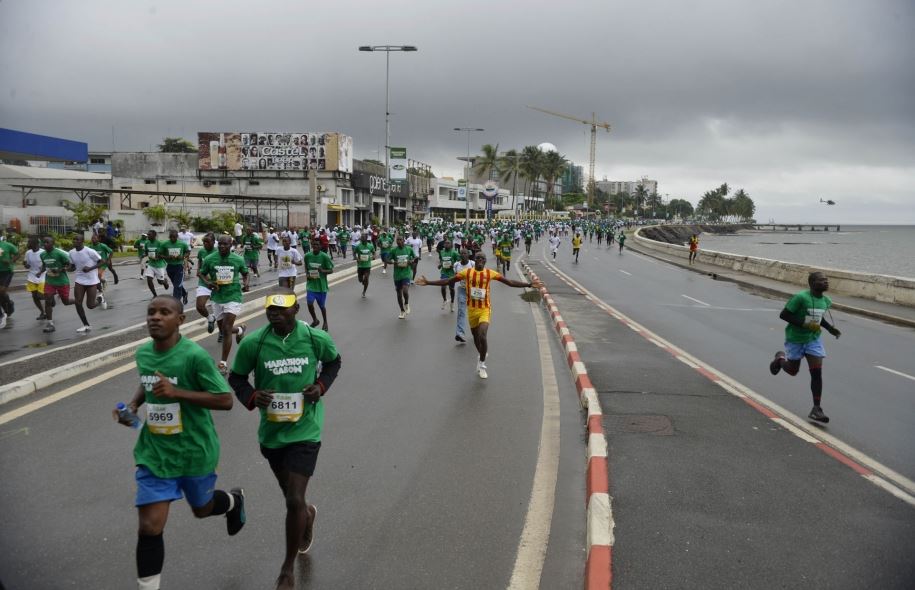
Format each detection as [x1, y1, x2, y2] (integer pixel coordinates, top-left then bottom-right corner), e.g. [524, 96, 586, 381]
[351, 169, 408, 227]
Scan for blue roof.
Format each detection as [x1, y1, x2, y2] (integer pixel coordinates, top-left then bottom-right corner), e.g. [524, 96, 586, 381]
[0, 128, 88, 163]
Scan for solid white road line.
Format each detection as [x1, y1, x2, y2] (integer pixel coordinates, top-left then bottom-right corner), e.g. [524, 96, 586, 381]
[508, 266, 561, 590]
[618, 269, 632, 276]
[875, 365, 915, 382]
[681, 294, 711, 307]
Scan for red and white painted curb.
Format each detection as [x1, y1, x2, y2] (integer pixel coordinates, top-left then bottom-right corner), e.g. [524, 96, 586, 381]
[523, 263, 614, 590]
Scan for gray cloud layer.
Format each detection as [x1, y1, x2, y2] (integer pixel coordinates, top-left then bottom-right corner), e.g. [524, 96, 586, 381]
[2, 0, 913, 222]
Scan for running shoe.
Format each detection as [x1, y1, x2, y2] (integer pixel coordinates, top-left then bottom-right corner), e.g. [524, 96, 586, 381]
[207, 315, 215, 334]
[217, 360, 229, 375]
[455, 335, 466, 344]
[299, 504, 317, 554]
[441, 301, 446, 310]
[382, 268, 387, 274]
[450, 301, 454, 313]
[36, 314, 47, 321]
[478, 363, 488, 379]
[234, 324, 246, 344]
[769, 351, 786, 375]
[405, 304, 411, 315]
[43, 322, 55, 333]
[77, 325, 91, 333]
[182, 290, 188, 304]
[398, 311, 406, 319]
[100, 297, 108, 310]
[226, 488, 246, 536]
[808, 406, 830, 423]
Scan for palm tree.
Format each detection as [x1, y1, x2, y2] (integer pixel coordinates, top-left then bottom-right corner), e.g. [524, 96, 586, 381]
[474, 143, 500, 182]
[519, 145, 543, 210]
[633, 183, 649, 216]
[540, 150, 568, 211]
[499, 149, 521, 209]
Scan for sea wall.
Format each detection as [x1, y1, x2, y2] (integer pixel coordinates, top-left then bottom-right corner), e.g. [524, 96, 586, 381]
[634, 225, 915, 307]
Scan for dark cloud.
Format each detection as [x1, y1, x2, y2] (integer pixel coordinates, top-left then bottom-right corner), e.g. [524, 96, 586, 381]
[1, 0, 912, 222]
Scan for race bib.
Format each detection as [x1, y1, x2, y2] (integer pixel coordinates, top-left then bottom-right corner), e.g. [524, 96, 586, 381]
[146, 403, 182, 435]
[308, 266, 320, 279]
[470, 286, 486, 301]
[147, 251, 157, 260]
[359, 254, 370, 262]
[168, 248, 181, 258]
[806, 308, 826, 325]
[280, 256, 292, 269]
[396, 255, 408, 267]
[267, 393, 304, 423]
[442, 259, 452, 269]
[215, 266, 234, 285]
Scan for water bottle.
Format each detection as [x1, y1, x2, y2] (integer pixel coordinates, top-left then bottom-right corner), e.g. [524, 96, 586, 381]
[116, 402, 141, 429]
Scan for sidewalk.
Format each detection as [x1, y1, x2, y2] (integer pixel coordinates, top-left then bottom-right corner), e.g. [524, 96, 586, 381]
[525, 259, 915, 589]
[628, 240, 915, 329]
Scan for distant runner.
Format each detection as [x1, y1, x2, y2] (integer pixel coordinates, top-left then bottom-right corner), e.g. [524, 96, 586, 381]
[572, 232, 582, 263]
[353, 232, 375, 298]
[390, 235, 416, 319]
[303, 238, 334, 330]
[688, 234, 699, 264]
[198, 235, 250, 375]
[769, 271, 841, 423]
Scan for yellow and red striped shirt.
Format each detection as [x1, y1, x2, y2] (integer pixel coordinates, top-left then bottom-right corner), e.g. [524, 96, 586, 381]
[456, 268, 502, 309]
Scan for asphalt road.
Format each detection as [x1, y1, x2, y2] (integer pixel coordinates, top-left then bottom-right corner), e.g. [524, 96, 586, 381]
[0, 252, 587, 589]
[540, 237, 915, 483]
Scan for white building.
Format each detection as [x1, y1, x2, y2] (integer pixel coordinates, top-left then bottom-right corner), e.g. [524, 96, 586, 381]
[428, 177, 517, 221]
[596, 176, 658, 196]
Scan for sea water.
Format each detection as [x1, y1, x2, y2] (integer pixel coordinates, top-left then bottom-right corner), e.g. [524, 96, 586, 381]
[696, 225, 915, 280]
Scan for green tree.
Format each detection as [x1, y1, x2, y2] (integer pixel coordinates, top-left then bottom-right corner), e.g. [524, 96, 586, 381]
[63, 201, 108, 231]
[540, 150, 568, 211]
[158, 137, 196, 153]
[633, 184, 649, 216]
[519, 145, 544, 207]
[668, 198, 695, 219]
[210, 210, 240, 234]
[474, 143, 501, 182]
[731, 189, 755, 221]
[645, 191, 663, 217]
[167, 208, 192, 228]
[142, 204, 168, 226]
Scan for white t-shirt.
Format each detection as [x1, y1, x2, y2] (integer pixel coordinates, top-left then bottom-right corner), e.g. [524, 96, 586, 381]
[549, 236, 561, 251]
[25, 249, 46, 283]
[178, 231, 195, 248]
[234, 223, 243, 237]
[328, 231, 337, 245]
[406, 237, 423, 257]
[275, 247, 303, 277]
[266, 232, 279, 250]
[352, 230, 362, 243]
[69, 246, 102, 286]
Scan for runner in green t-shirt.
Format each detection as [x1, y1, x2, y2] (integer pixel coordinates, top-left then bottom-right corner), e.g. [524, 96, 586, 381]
[437, 240, 460, 312]
[769, 271, 841, 423]
[159, 229, 191, 304]
[497, 235, 513, 274]
[353, 233, 375, 298]
[89, 232, 118, 287]
[390, 236, 416, 319]
[38, 236, 76, 333]
[0, 235, 19, 328]
[135, 234, 150, 278]
[337, 228, 350, 259]
[228, 290, 341, 588]
[114, 295, 246, 589]
[195, 233, 218, 333]
[378, 232, 394, 274]
[142, 229, 171, 298]
[199, 235, 250, 374]
[303, 238, 334, 331]
[242, 227, 263, 278]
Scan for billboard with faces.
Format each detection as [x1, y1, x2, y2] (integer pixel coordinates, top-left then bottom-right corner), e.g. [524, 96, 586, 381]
[198, 132, 353, 173]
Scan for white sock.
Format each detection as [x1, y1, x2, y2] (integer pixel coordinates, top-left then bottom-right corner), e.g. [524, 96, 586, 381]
[138, 574, 161, 590]
[226, 492, 235, 513]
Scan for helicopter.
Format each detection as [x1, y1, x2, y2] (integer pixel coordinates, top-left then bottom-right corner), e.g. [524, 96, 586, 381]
[819, 198, 837, 205]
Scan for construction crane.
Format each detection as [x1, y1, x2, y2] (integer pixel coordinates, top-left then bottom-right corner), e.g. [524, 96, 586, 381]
[526, 105, 611, 208]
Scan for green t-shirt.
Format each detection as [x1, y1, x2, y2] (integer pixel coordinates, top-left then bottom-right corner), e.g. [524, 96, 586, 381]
[498, 240, 513, 259]
[135, 238, 149, 259]
[89, 242, 113, 270]
[133, 337, 230, 478]
[159, 239, 190, 267]
[0, 240, 19, 272]
[196, 246, 217, 266]
[303, 250, 334, 292]
[379, 235, 394, 252]
[784, 290, 832, 344]
[242, 234, 263, 261]
[354, 242, 375, 269]
[145, 240, 166, 268]
[390, 245, 415, 281]
[232, 321, 339, 448]
[40, 248, 71, 286]
[438, 248, 459, 278]
[338, 231, 350, 246]
[199, 252, 247, 304]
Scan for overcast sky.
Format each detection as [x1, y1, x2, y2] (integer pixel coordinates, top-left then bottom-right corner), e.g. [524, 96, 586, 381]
[2, 0, 913, 223]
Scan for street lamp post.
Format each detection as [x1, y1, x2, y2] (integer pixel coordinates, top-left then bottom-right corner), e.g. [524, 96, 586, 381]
[359, 44, 418, 227]
[453, 127, 484, 224]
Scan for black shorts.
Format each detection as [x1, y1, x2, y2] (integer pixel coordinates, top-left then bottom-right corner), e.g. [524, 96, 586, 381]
[357, 267, 371, 280]
[0, 270, 12, 288]
[260, 441, 321, 477]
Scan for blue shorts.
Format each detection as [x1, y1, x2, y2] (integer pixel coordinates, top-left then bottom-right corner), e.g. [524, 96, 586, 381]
[381, 252, 391, 263]
[785, 338, 826, 360]
[135, 465, 217, 508]
[394, 278, 411, 289]
[306, 290, 328, 308]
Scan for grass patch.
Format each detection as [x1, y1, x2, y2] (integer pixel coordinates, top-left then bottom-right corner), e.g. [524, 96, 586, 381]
[519, 289, 542, 303]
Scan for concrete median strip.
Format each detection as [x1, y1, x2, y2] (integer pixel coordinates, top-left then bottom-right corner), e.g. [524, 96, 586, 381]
[0, 263, 371, 407]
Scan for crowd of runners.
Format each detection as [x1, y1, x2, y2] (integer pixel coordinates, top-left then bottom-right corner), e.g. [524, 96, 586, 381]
[1, 215, 842, 589]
